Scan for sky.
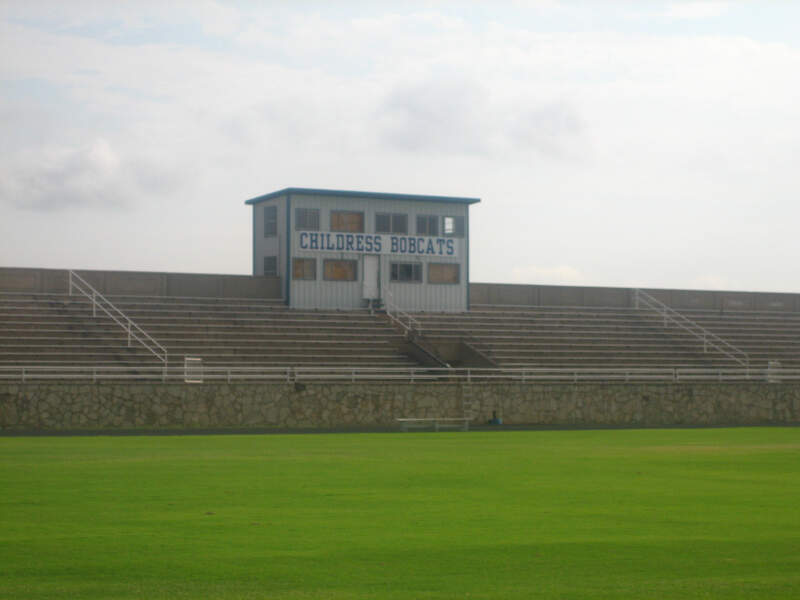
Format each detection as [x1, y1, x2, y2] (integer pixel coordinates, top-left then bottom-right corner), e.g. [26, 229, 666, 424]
[1, 0, 799, 292]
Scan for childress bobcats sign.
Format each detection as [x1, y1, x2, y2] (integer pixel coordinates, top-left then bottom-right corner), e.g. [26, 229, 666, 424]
[297, 231, 458, 257]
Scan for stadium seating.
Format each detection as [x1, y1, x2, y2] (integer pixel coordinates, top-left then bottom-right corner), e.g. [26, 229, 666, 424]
[413, 304, 751, 369]
[2, 291, 800, 373]
[0, 293, 419, 369]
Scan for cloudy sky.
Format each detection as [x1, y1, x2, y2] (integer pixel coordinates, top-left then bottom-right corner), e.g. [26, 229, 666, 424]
[2, 1, 799, 292]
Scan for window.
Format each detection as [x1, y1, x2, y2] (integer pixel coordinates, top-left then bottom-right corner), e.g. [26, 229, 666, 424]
[292, 258, 316, 280]
[324, 259, 357, 281]
[263, 256, 278, 277]
[442, 216, 464, 237]
[330, 211, 364, 232]
[390, 262, 422, 283]
[417, 215, 439, 236]
[263, 205, 277, 237]
[295, 208, 320, 231]
[428, 263, 460, 284]
[376, 213, 408, 234]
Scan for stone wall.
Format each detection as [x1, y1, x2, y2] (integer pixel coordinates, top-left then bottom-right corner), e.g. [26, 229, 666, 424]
[1, 382, 798, 431]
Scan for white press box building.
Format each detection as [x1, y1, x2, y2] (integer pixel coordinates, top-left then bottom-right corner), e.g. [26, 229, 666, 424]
[246, 188, 480, 312]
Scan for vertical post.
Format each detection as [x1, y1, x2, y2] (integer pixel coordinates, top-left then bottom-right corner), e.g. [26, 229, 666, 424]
[92, 291, 96, 317]
[410, 368, 415, 383]
[68, 271, 72, 295]
[467, 369, 471, 384]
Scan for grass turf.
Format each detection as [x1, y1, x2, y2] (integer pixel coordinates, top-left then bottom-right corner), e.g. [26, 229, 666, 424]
[1, 428, 799, 599]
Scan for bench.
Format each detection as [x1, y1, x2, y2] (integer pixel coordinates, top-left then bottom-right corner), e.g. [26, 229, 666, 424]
[396, 417, 470, 432]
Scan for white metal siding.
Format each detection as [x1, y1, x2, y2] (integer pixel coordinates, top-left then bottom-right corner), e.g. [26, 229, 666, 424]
[253, 197, 287, 283]
[288, 194, 468, 312]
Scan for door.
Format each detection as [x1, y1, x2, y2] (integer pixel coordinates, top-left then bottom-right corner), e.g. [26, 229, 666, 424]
[362, 255, 379, 300]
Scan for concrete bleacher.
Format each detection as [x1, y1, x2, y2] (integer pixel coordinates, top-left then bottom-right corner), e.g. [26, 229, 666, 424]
[413, 304, 753, 369]
[0, 293, 419, 370]
[3, 290, 800, 374]
[681, 309, 800, 368]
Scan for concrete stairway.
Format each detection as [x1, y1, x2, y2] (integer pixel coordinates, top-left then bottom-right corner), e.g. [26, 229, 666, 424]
[0, 293, 420, 369]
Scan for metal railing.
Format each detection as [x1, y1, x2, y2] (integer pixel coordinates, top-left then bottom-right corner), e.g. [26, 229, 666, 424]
[1, 365, 796, 384]
[383, 288, 422, 337]
[68, 271, 168, 365]
[633, 289, 749, 367]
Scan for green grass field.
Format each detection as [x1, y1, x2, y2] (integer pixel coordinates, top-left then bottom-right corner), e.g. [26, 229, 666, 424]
[1, 428, 799, 599]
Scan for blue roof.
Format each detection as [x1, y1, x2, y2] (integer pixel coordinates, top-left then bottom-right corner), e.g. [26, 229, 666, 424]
[244, 187, 480, 206]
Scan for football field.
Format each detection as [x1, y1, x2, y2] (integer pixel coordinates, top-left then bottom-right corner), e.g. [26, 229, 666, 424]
[1, 427, 799, 599]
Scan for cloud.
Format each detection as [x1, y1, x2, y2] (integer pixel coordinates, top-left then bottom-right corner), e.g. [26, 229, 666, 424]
[0, 139, 180, 211]
[661, 2, 730, 20]
[377, 75, 585, 159]
[510, 264, 588, 286]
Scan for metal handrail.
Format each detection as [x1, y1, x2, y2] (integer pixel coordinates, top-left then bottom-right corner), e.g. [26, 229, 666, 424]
[68, 271, 168, 365]
[0, 364, 793, 384]
[634, 289, 749, 367]
[383, 287, 422, 337]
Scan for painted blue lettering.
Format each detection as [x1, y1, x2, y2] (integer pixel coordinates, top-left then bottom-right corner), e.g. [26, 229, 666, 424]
[391, 237, 398, 253]
[374, 235, 383, 252]
[299, 232, 309, 249]
[336, 234, 345, 250]
[310, 233, 319, 250]
[446, 239, 455, 256]
[426, 239, 435, 254]
[418, 238, 425, 254]
[399, 237, 408, 253]
[356, 235, 364, 252]
[345, 234, 354, 251]
[408, 237, 416, 254]
[325, 233, 335, 250]
[436, 239, 445, 254]
[365, 235, 373, 252]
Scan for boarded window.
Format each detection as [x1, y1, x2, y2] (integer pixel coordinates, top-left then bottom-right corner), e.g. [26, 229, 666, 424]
[417, 215, 438, 236]
[376, 213, 408, 234]
[442, 216, 464, 237]
[330, 211, 364, 233]
[263, 256, 278, 277]
[264, 205, 277, 236]
[390, 262, 422, 283]
[324, 259, 357, 281]
[428, 263, 459, 284]
[295, 208, 320, 231]
[292, 258, 316, 280]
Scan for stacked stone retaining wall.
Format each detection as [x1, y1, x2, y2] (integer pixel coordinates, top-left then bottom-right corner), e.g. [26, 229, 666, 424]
[1, 382, 798, 431]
